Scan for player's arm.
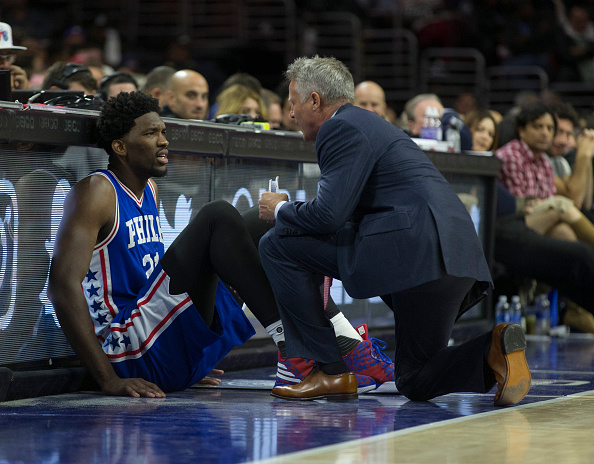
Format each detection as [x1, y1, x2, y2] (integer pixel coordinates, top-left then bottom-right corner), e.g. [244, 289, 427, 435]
[48, 175, 165, 398]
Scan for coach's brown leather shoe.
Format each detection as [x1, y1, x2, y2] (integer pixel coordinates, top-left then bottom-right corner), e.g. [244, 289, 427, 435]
[488, 323, 531, 407]
[271, 366, 358, 401]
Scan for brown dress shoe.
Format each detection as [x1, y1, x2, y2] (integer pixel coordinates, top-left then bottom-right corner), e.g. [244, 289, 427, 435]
[488, 323, 532, 407]
[271, 366, 358, 401]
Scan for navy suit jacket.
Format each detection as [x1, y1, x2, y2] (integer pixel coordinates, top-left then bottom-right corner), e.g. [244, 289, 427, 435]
[275, 105, 492, 312]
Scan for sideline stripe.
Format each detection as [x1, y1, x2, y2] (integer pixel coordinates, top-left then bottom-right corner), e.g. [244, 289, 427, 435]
[250, 390, 594, 464]
[531, 369, 594, 375]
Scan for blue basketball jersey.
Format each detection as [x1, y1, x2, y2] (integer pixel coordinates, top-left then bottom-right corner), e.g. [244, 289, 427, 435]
[81, 170, 255, 391]
[83, 170, 164, 342]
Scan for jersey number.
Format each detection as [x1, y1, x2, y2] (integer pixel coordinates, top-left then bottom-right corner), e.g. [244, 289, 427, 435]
[142, 252, 160, 278]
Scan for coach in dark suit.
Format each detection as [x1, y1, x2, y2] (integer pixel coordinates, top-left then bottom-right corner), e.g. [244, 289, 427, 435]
[259, 56, 531, 406]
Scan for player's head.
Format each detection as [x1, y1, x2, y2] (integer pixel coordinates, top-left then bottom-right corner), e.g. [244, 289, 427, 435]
[96, 91, 160, 156]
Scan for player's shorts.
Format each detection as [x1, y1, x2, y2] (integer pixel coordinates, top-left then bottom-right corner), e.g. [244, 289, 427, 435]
[101, 262, 255, 392]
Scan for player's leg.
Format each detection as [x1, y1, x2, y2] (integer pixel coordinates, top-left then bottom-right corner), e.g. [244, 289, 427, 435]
[160, 200, 280, 331]
[244, 205, 392, 388]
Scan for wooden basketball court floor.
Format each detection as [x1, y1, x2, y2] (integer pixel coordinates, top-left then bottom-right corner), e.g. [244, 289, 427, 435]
[1, 333, 593, 463]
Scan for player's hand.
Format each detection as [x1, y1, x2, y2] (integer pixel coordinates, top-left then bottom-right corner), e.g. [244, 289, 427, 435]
[259, 192, 288, 222]
[10, 65, 28, 90]
[196, 369, 224, 386]
[101, 376, 166, 398]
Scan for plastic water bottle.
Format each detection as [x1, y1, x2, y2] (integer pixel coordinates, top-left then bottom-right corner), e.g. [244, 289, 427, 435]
[420, 106, 442, 141]
[446, 116, 464, 153]
[510, 295, 523, 326]
[548, 289, 558, 328]
[534, 294, 551, 335]
[495, 295, 510, 325]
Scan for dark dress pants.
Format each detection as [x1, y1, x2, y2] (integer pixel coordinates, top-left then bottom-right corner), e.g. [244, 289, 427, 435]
[259, 229, 496, 401]
[384, 277, 494, 401]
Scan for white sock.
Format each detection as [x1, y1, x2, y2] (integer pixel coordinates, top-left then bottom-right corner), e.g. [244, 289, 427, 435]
[329, 313, 363, 342]
[265, 320, 285, 347]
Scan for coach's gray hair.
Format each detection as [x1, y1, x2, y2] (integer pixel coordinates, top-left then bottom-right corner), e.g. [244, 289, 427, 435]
[285, 55, 355, 105]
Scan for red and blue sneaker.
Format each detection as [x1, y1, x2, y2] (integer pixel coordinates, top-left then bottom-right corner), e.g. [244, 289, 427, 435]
[344, 324, 395, 385]
[275, 352, 315, 387]
[275, 351, 377, 393]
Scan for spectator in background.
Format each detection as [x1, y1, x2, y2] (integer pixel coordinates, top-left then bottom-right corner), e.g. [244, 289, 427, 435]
[209, 72, 262, 119]
[163, 35, 200, 70]
[54, 25, 87, 64]
[497, 91, 542, 147]
[546, 102, 594, 215]
[99, 71, 138, 101]
[495, 102, 594, 246]
[85, 13, 122, 70]
[497, 2, 554, 74]
[41, 61, 97, 95]
[220, 72, 262, 95]
[494, 181, 594, 334]
[86, 64, 106, 87]
[142, 65, 176, 109]
[281, 95, 298, 131]
[466, 109, 499, 152]
[161, 69, 209, 120]
[260, 88, 283, 129]
[552, 0, 594, 82]
[0, 21, 29, 89]
[354, 81, 387, 120]
[464, 0, 508, 67]
[453, 92, 478, 121]
[1, 0, 54, 45]
[215, 84, 267, 120]
[412, 0, 466, 50]
[404, 93, 444, 136]
[403, 93, 473, 150]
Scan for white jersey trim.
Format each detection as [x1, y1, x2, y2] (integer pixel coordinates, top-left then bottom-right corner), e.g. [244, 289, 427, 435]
[104, 270, 193, 361]
[91, 171, 120, 251]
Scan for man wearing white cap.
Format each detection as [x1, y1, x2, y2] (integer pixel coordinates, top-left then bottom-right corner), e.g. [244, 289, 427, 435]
[0, 22, 29, 89]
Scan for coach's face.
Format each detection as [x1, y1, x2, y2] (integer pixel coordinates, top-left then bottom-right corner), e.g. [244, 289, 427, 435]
[288, 80, 321, 142]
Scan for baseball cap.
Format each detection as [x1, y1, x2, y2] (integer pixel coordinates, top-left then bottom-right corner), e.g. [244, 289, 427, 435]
[0, 22, 27, 51]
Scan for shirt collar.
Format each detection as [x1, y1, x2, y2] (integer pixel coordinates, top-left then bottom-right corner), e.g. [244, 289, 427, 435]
[519, 139, 545, 162]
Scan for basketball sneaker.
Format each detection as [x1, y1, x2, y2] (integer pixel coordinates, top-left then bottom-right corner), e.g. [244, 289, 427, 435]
[275, 353, 315, 387]
[275, 351, 377, 393]
[344, 324, 395, 384]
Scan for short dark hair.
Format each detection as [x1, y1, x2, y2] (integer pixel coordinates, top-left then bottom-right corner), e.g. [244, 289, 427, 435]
[96, 91, 160, 156]
[142, 65, 175, 94]
[515, 102, 557, 133]
[99, 72, 139, 99]
[550, 102, 579, 127]
[41, 61, 98, 92]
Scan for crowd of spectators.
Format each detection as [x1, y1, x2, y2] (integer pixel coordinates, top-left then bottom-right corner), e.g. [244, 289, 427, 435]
[6, 1, 594, 93]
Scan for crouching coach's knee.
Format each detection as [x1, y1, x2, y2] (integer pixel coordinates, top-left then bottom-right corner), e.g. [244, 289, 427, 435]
[396, 377, 432, 402]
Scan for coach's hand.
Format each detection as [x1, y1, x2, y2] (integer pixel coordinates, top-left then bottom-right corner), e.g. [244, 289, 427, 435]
[259, 192, 288, 222]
